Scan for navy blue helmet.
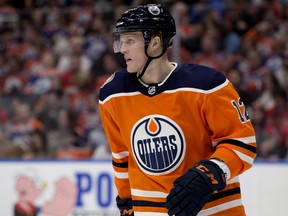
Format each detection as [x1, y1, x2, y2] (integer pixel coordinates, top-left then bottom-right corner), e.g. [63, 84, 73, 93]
[113, 4, 176, 53]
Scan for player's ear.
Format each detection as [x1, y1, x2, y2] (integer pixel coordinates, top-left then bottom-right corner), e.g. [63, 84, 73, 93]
[147, 33, 163, 57]
[151, 36, 161, 48]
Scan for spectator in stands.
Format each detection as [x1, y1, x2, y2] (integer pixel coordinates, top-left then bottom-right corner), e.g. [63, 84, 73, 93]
[253, 73, 282, 112]
[69, 0, 95, 29]
[0, 53, 6, 76]
[84, 13, 111, 62]
[74, 92, 107, 150]
[59, 53, 90, 95]
[244, 21, 275, 57]
[35, 90, 69, 132]
[0, 96, 8, 124]
[255, 115, 280, 160]
[46, 109, 76, 158]
[57, 35, 92, 73]
[0, 126, 23, 158]
[0, 0, 288, 161]
[237, 49, 266, 105]
[191, 33, 224, 71]
[5, 102, 45, 158]
[0, 0, 18, 30]
[0, 56, 27, 95]
[227, 69, 255, 107]
[274, 50, 288, 94]
[26, 50, 61, 94]
[92, 51, 123, 91]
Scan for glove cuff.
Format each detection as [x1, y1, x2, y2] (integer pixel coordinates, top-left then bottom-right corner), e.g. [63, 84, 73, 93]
[116, 196, 134, 216]
[193, 160, 226, 192]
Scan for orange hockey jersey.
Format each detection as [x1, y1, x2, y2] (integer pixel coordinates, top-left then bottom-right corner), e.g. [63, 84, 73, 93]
[99, 63, 257, 216]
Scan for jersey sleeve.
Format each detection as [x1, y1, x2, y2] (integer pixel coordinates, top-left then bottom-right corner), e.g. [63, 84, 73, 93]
[99, 102, 132, 199]
[203, 79, 257, 179]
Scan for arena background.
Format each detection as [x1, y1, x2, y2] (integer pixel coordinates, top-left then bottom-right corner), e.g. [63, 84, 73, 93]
[1, 1, 288, 215]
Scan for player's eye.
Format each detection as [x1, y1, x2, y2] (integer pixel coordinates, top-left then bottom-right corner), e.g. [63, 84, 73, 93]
[125, 39, 135, 46]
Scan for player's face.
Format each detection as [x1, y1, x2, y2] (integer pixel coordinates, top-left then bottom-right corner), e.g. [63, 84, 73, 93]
[118, 32, 147, 73]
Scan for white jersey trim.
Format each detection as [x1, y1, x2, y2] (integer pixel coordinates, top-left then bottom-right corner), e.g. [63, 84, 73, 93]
[131, 188, 168, 198]
[133, 180, 241, 216]
[139, 62, 178, 88]
[134, 212, 167, 216]
[99, 78, 229, 104]
[134, 197, 243, 216]
[212, 135, 256, 147]
[112, 151, 129, 159]
[198, 199, 243, 216]
[210, 159, 231, 180]
[233, 149, 254, 165]
[114, 171, 128, 179]
[233, 136, 256, 144]
[165, 78, 229, 95]
[226, 176, 239, 185]
[99, 91, 141, 104]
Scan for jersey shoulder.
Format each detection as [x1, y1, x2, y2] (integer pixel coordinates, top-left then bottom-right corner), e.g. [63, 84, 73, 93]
[173, 64, 227, 90]
[98, 69, 134, 102]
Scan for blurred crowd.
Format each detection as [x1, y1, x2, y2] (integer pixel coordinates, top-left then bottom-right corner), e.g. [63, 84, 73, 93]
[0, 0, 288, 161]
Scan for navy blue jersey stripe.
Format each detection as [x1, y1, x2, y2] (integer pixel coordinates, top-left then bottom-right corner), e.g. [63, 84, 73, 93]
[209, 187, 241, 202]
[131, 188, 241, 208]
[113, 160, 128, 168]
[132, 200, 166, 208]
[217, 139, 257, 153]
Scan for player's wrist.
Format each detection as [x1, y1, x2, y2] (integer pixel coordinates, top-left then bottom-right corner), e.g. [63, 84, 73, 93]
[193, 159, 226, 192]
[210, 158, 231, 180]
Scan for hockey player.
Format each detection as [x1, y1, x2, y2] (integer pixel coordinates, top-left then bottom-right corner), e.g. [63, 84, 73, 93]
[98, 4, 257, 216]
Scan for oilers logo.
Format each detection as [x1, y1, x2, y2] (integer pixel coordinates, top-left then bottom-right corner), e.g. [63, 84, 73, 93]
[131, 115, 186, 175]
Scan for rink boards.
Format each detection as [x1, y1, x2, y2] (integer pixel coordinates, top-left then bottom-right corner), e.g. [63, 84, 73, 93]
[0, 160, 287, 216]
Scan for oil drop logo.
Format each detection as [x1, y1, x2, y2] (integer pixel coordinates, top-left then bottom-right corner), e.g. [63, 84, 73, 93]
[131, 115, 186, 175]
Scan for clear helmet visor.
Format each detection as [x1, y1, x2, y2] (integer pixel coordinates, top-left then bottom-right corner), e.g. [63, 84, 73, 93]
[112, 31, 147, 53]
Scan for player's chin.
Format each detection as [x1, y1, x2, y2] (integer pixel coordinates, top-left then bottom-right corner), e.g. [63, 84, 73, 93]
[126, 66, 138, 73]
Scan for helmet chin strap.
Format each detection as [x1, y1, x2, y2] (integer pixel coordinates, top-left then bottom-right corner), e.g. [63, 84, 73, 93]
[136, 44, 167, 80]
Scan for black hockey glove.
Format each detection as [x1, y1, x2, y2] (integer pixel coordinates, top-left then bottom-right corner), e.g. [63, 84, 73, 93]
[166, 160, 226, 216]
[116, 195, 134, 216]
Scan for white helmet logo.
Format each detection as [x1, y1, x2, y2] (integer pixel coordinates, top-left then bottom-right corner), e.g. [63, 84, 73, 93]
[148, 5, 160, 15]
